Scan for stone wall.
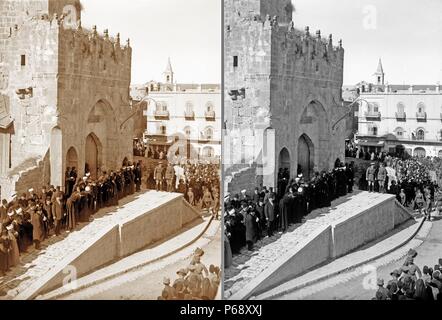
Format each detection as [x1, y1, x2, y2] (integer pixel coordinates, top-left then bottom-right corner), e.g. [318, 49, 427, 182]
[332, 197, 396, 258]
[224, 0, 346, 191]
[0, 1, 133, 194]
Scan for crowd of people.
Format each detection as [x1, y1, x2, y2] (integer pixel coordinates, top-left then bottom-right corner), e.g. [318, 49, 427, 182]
[359, 157, 442, 221]
[147, 162, 221, 214]
[0, 161, 143, 276]
[374, 249, 442, 300]
[223, 159, 355, 266]
[157, 248, 220, 300]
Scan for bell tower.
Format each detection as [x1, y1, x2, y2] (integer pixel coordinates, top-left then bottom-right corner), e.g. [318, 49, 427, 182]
[163, 57, 174, 84]
[374, 58, 385, 86]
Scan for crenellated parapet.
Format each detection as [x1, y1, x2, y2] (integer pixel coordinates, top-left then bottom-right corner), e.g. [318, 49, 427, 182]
[58, 21, 132, 82]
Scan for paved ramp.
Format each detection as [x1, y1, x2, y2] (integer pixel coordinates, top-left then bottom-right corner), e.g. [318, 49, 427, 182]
[0, 191, 201, 300]
[225, 191, 412, 300]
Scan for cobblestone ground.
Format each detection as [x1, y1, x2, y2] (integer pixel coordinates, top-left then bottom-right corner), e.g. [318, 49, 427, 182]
[224, 191, 393, 298]
[0, 190, 180, 299]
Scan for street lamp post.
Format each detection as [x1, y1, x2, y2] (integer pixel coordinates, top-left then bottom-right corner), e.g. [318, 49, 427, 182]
[119, 95, 157, 131]
[331, 97, 370, 131]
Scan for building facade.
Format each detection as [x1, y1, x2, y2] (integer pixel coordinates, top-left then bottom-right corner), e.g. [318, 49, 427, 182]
[0, 0, 133, 200]
[224, 0, 346, 194]
[356, 59, 442, 158]
[131, 59, 221, 164]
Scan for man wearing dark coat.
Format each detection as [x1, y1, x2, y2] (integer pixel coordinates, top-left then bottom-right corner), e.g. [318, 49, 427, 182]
[264, 195, 276, 237]
[244, 208, 256, 251]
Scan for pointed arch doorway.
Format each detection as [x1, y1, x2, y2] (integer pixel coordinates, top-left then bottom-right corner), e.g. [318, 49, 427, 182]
[85, 133, 102, 179]
[298, 134, 314, 180]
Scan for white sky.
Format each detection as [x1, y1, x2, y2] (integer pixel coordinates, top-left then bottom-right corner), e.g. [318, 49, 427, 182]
[79, 0, 441, 86]
[81, 0, 221, 85]
[292, 0, 442, 85]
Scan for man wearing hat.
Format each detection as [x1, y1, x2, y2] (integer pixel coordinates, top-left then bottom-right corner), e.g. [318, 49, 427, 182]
[389, 269, 401, 285]
[162, 277, 176, 300]
[377, 163, 387, 193]
[154, 162, 164, 192]
[165, 163, 175, 192]
[376, 278, 389, 299]
[366, 163, 376, 192]
[264, 193, 276, 237]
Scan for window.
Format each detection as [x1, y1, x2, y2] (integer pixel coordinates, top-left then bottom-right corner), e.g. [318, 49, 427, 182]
[372, 103, 379, 113]
[203, 147, 214, 157]
[20, 55, 26, 66]
[394, 127, 404, 137]
[206, 102, 214, 112]
[416, 129, 425, 140]
[438, 150, 442, 158]
[160, 125, 166, 135]
[397, 103, 405, 114]
[185, 102, 193, 114]
[414, 147, 426, 157]
[233, 55, 238, 68]
[204, 127, 214, 140]
[166, 75, 170, 82]
[184, 126, 192, 137]
[156, 101, 168, 112]
[368, 124, 378, 136]
[417, 102, 425, 114]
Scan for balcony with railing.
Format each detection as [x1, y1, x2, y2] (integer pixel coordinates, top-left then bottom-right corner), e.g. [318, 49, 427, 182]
[395, 112, 406, 122]
[364, 111, 381, 120]
[154, 110, 170, 119]
[184, 110, 195, 120]
[205, 110, 216, 121]
[416, 111, 427, 122]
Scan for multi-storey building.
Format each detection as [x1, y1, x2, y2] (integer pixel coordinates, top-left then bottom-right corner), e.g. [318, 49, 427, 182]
[356, 59, 442, 157]
[0, 0, 133, 200]
[131, 59, 221, 164]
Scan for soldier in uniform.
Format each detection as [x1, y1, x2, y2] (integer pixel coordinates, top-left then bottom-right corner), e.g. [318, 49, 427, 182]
[154, 162, 164, 192]
[377, 163, 387, 193]
[165, 163, 175, 192]
[366, 162, 376, 192]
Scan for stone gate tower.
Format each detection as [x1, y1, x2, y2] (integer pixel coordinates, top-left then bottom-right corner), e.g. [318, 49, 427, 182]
[224, 0, 346, 194]
[0, 0, 133, 199]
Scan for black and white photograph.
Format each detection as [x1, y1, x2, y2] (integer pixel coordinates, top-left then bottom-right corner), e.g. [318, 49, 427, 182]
[223, 0, 442, 301]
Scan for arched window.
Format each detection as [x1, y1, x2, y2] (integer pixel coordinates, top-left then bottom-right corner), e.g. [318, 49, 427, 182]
[416, 128, 425, 141]
[184, 126, 192, 137]
[414, 147, 426, 157]
[394, 127, 404, 138]
[417, 102, 425, 114]
[203, 127, 214, 140]
[397, 102, 405, 114]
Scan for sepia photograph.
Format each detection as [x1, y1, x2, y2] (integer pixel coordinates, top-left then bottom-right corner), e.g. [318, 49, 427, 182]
[0, 0, 221, 300]
[223, 0, 442, 301]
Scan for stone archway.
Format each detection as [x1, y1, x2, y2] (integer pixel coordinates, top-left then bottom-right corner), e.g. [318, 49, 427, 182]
[85, 133, 102, 179]
[298, 100, 329, 172]
[298, 134, 314, 180]
[279, 147, 290, 171]
[66, 147, 78, 170]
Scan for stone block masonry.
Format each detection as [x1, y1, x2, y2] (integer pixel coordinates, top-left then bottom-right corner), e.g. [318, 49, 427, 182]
[224, 0, 346, 192]
[0, 0, 133, 196]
